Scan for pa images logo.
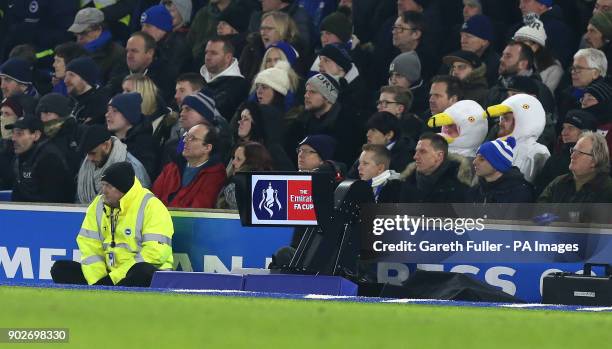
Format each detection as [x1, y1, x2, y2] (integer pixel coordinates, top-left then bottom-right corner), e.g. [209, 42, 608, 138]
[253, 180, 287, 220]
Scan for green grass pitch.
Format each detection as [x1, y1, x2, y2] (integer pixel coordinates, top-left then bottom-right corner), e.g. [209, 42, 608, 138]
[1, 286, 612, 348]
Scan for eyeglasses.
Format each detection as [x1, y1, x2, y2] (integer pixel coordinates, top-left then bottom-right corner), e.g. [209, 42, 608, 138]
[570, 66, 597, 73]
[376, 100, 401, 108]
[296, 147, 318, 155]
[570, 147, 594, 157]
[182, 133, 205, 143]
[392, 26, 417, 33]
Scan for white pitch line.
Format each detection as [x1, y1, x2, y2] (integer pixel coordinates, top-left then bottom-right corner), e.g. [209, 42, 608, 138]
[500, 303, 556, 308]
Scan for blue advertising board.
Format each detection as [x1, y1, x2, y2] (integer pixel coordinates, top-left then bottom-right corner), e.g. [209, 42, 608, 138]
[0, 203, 602, 302]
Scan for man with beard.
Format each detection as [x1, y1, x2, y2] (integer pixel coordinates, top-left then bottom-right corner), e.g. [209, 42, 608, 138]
[64, 56, 110, 125]
[512, 0, 576, 67]
[585, 11, 612, 74]
[76, 124, 150, 204]
[35, 93, 81, 176]
[485, 93, 550, 183]
[486, 40, 554, 113]
[0, 58, 39, 99]
[287, 73, 359, 166]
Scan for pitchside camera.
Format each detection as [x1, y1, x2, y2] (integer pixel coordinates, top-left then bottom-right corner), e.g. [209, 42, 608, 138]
[235, 172, 374, 277]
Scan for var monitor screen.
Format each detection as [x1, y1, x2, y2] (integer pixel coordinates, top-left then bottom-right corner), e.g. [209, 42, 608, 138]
[250, 174, 318, 226]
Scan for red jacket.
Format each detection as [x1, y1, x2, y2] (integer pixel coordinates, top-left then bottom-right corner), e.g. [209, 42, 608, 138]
[153, 161, 226, 208]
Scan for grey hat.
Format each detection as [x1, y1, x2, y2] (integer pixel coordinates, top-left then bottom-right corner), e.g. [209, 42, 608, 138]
[68, 8, 104, 33]
[161, 0, 192, 24]
[306, 73, 340, 104]
[389, 51, 421, 83]
[463, 0, 482, 9]
[36, 93, 71, 119]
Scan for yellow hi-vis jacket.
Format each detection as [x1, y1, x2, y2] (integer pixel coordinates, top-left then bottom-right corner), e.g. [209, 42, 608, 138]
[77, 177, 174, 285]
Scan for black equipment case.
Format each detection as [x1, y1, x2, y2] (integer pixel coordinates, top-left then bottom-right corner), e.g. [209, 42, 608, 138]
[542, 264, 612, 306]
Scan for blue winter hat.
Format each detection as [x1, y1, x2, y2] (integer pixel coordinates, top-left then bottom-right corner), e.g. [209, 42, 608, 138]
[66, 56, 100, 87]
[182, 91, 219, 126]
[461, 14, 494, 42]
[477, 137, 516, 173]
[109, 92, 143, 125]
[536, 0, 552, 7]
[0, 58, 33, 85]
[268, 41, 299, 66]
[299, 134, 337, 161]
[141, 4, 173, 33]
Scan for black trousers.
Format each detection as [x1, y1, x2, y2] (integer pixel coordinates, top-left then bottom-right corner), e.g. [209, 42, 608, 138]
[51, 260, 158, 287]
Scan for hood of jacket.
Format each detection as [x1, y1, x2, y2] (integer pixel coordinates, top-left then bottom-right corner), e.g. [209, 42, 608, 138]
[463, 63, 487, 88]
[200, 58, 244, 83]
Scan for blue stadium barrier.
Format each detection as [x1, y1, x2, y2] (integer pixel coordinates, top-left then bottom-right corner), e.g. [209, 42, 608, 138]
[150, 271, 358, 296]
[151, 271, 245, 290]
[0, 202, 598, 302]
[243, 274, 358, 296]
[0, 190, 11, 201]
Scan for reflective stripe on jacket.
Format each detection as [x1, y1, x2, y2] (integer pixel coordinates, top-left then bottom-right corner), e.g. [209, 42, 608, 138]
[77, 177, 174, 285]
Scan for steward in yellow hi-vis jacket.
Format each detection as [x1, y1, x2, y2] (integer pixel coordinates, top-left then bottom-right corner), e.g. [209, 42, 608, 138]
[51, 161, 174, 287]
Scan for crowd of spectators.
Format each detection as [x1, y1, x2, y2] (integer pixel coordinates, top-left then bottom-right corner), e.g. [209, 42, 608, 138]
[2, 0, 612, 208]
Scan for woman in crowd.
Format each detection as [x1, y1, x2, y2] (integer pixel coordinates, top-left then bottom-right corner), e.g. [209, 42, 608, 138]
[216, 141, 274, 209]
[239, 11, 303, 84]
[122, 74, 177, 149]
[231, 101, 294, 171]
[251, 61, 297, 112]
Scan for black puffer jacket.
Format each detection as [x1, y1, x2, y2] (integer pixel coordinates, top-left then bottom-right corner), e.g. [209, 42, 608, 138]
[45, 117, 83, 178]
[122, 121, 158, 180]
[70, 86, 111, 125]
[12, 138, 74, 203]
[0, 140, 14, 190]
[399, 158, 472, 203]
[533, 144, 571, 197]
[467, 167, 534, 203]
[347, 137, 415, 179]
